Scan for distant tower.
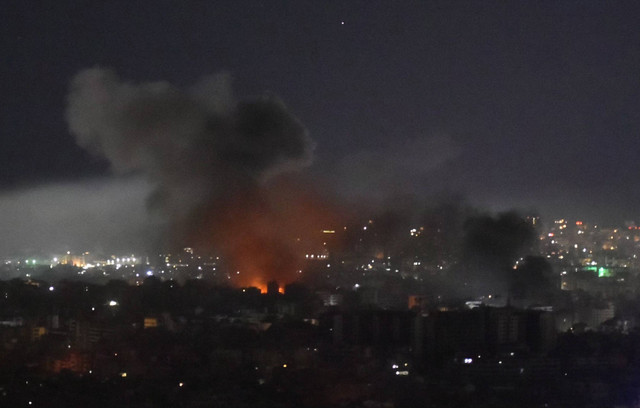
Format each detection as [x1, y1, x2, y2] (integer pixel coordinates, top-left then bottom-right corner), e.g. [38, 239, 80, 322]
[267, 280, 279, 296]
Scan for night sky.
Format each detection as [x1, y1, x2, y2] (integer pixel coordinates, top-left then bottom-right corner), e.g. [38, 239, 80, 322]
[2, 1, 640, 253]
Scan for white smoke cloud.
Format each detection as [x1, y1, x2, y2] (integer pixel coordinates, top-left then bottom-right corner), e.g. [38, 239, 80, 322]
[0, 177, 154, 256]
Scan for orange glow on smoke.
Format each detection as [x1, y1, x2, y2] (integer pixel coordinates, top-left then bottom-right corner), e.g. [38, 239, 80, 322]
[187, 176, 348, 288]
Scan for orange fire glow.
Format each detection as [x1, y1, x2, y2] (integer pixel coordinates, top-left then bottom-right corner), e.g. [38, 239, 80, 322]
[252, 282, 268, 294]
[186, 177, 348, 289]
[247, 282, 284, 294]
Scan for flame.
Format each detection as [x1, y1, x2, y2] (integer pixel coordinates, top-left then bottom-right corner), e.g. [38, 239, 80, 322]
[247, 283, 283, 294]
[250, 280, 268, 294]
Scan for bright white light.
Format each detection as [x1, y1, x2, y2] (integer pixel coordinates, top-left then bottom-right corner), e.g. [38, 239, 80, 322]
[109, 300, 118, 307]
[146, 271, 153, 276]
[49, 286, 54, 291]
[464, 358, 473, 364]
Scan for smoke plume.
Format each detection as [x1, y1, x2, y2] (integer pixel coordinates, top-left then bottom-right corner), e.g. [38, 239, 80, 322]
[66, 68, 318, 287]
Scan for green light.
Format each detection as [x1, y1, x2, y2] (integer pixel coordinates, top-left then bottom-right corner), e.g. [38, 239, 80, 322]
[584, 266, 612, 277]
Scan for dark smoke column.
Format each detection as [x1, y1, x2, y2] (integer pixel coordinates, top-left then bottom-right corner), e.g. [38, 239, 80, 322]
[66, 68, 315, 288]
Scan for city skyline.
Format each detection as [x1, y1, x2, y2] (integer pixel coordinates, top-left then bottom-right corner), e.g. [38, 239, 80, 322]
[5, 4, 640, 406]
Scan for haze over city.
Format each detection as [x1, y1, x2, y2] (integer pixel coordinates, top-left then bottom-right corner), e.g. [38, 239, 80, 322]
[5, 3, 640, 407]
[3, 1, 640, 257]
